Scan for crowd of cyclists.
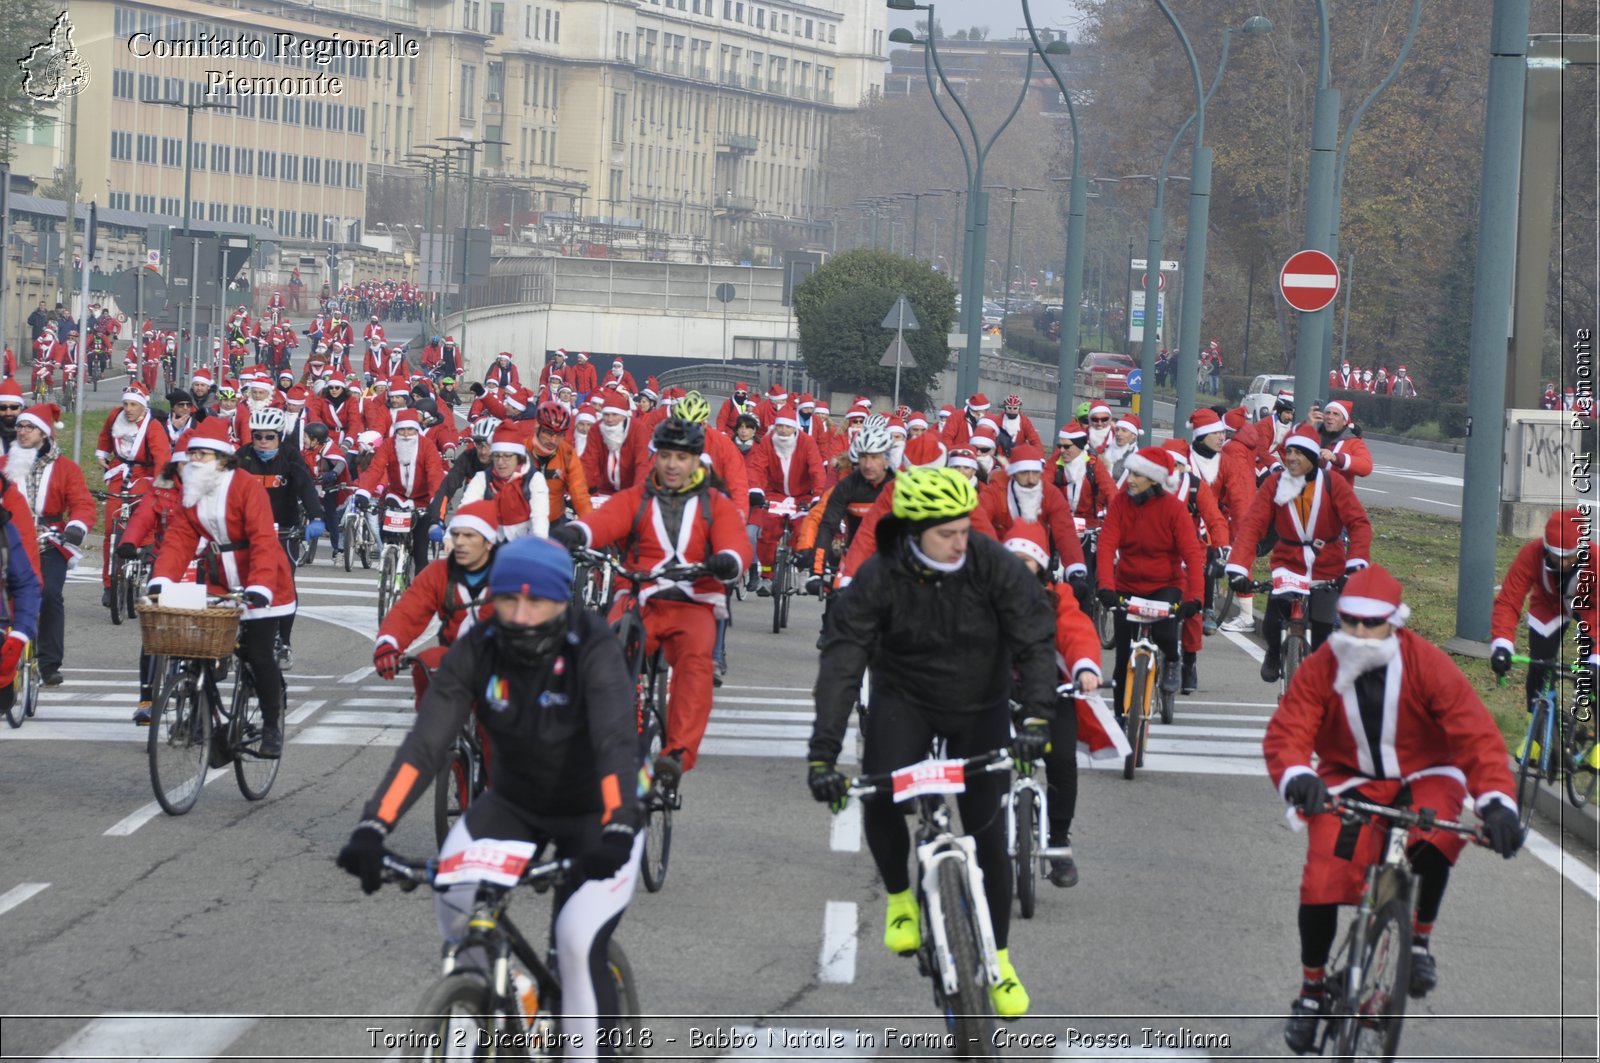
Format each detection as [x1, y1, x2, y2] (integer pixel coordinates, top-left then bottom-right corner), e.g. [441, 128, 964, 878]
[2, 299, 1586, 1055]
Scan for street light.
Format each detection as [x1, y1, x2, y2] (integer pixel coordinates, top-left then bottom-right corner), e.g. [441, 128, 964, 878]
[440, 134, 509, 358]
[146, 93, 238, 234]
[895, 190, 943, 261]
[1291, 0, 1338, 417]
[984, 184, 1041, 340]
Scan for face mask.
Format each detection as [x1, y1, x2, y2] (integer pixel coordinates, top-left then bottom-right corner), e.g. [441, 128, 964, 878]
[976, 453, 995, 475]
[497, 610, 568, 667]
[254, 447, 279, 462]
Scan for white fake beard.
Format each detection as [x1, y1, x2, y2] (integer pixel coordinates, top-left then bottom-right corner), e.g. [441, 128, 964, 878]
[611, 367, 623, 379]
[600, 421, 628, 450]
[1330, 630, 1400, 698]
[247, 396, 273, 413]
[574, 428, 590, 456]
[111, 412, 141, 449]
[773, 432, 798, 457]
[181, 460, 225, 507]
[1002, 413, 1021, 435]
[1013, 480, 1043, 522]
[977, 453, 995, 475]
[395, 436, 420, 464]
[888, 441, 905, 469]
[1274, 470, 1308, 506]
[1062, 450, 1088, 484]
[5, 443, 39, 485]
[1088, 425, 1111, 450]
[1273, 419, 1292, 447]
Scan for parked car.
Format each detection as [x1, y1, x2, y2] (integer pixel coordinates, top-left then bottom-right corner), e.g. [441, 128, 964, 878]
[1076, 351, 1138, 407]
[1242, 373, 1297, 422]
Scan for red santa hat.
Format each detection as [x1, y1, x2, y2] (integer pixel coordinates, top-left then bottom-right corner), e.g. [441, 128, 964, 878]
[886, 417, 907, 438]
[503, 386, 528, 413]
[813, 401, 831, 416]
[1338, 564, 1410, 627]
[970, 423, 998, 451]
[1323, 400, 1353, 424]
[844, 406, 868, 423]
[17, 403, 63, 435]
[601, 392, 632, 417]
[946, 446, 979, 471]
[191, 368, 213, 388]
[902, 434, 947, 468]
[0, 379, 24, 404]
[938, 404, 956, 420]
[122, 381, 150, 407]
[612, 358, 625, 368]
[773, 405, 802, 430]
[1058, 420, 1088, 445]
[285, 385, 309, 406]
[1123, 446, 1178, 491]
[446, 499, 501, 543]
[1223, 406, 1250, 431]
[1283, 426, 1322, 456]
[1087, 401, 1113, 421]
[391, 409, 423, 434]
[734, 381, 751, 393]
[1161, 438, 1191, 468]
[185, 417, 235, 454]
[906, 412, 929, 430]
[1189, 408, 1227, 440]
[372, 376, 390, 390]
[642, 376, 660, 401]
[1544, 508, 1590, 557]
[1007, 443, 1045, 476]
[1002, 520, 1052, 571]
[967, 392, 990, 412]
[1397, 364, 1408, 373]
[1114, 412, 1141, 436]
[575, 407, 598, 426]
[489, 424, 528, 457]
[767, 383, 788, 400]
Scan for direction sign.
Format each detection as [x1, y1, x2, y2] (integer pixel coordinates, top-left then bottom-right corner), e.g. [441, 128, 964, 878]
[1278, 249, 1340, 312]
[1126, 368, 1142, 395]
[881, 294, 920, 331]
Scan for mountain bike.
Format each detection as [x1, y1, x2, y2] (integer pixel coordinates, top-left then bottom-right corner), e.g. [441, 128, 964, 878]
[571, 545, 615, 613]
[376, 499, 417, 623]
[377, 844, 644, 1059]
[1081, 528, 1115, 650]
[1112, 595, 1177, 780]
[1207, 546, 1235, 632]
[573, 548, 704, 893]
[403, 654, 490, 847]
[1004, 683, 1102, 919]
[843, 748, 1013, 1057]
[1505, 655, 1598, 820]
[1247, 573, 1345, 693]
[342, 499, 379, 572]
[1305, 795, 1487, 1062]
[764, 496, 812, 634]
[139, 594, 287, 816]
[94, 487, 146, 626]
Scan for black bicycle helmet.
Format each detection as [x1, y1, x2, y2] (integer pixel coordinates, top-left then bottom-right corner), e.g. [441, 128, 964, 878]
[304, 421, 331, 444]
[734, 412, 761, 432]
[652, 415, 706, 456]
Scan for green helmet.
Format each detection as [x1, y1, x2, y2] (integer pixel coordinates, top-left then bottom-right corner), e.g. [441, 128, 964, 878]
[1076, 401, 1091, 422]
[892, 466, 978, 522]
[676, 390, 712, 425]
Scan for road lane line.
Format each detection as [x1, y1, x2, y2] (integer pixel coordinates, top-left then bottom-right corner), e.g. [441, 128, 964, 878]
[1175, 699, 1278, 709]
[819, 900, 858, 984]
[1355, 486, 1390, 495]
[0, 882, 49, 916]
[1149, 724, 1267, 739]
[105, 769, 230, 836]
[40, 1012, 258, 1060]
[717, 684, 814, 694]
[830, 800, 861, 853]
[1219, 629, 1266, 662]
[340, 664, 376, 684]
[714, 696, 814, 707]
[284, 698, 328, 726]
[1522, 828, 1600, 901]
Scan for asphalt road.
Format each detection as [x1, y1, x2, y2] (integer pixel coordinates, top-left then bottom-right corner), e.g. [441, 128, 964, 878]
[1, 546, 1595, 1062]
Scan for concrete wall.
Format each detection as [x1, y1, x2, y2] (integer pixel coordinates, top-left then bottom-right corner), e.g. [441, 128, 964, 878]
[1500, 408, 1597, 537]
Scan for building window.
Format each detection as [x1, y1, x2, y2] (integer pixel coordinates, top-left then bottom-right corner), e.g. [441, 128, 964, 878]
[487, 60, 504, 98]
[462, 0, 479, 29]
[191, 140, 206, 170]
[114, 7, 135, 37]
[611, 92, 626, 144]
[109, 191, 130, 210]
[804, 18, 813, 38]
[135, 134, 156, 163]
[110, 131, 132, 160]
[460, 65, 477, 118]
[489, 2, 504, 33]
[112, 70, 133, 99]
[262, 96, 278, 120]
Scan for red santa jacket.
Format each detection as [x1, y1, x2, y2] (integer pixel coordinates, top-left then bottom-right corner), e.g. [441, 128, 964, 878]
[95, 409, 173, 482]
[1491, 538, 1600, 661]
[362, 398, 393, 439]
[485, 360, 522, 389]
[1320, 431, 1374, 485]
[18, 450, 95, 561]
[310, 392, 365, 442]
[572, 472, 752, 614]
[1227, 468, 1372, 582]
[375, 555, 495, 654]
[1189, 443, 1256, 537]
[625, 425, 751, 523]
[1172, 470, 1230, 550]
[119, 475, 185, 555]
[1055, 453, 1116, 530]
[151, 469, 296, 620]
[1096, 487, 1206, 600]
[747, 432, 827, 501]
[1264, 628, 1517, 811]
[356, 437, 446, 506]
[836, 482, 999, 584]
[994, 412, 1042, 451]
[0, 481, 42, 578]
[716, 397, 754, 435]
[567, 361, 599, 395]
[364, 346, 409, 379]
[977, 475, 1086, 577]
[582, 423, 642, 497]
[603, 368, 639, 395]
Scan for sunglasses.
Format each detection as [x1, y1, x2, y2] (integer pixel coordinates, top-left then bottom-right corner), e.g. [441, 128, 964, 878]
[1337, 613, 1389, 629]
[251, 432, 280, 441]
[0, 406, 23, 414]
[1089, 416, 1111, 425]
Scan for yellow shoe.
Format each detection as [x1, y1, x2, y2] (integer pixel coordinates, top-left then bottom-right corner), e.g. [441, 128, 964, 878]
[1584, 744, 1600, 770]
[883, 890, 921, 954]
[1515, 738, 1542, 762]
[989, 947, 1030, 1019]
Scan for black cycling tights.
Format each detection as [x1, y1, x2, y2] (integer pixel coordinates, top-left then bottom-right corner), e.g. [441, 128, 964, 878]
[859, 696, 1012, 950]
[1110, 587, 1180, 718]
[238, 617, 285, 729]
[1298, 841, 1450, 969]
[1262, 586, 1339, 660]
[1043, 704, 1079, 843]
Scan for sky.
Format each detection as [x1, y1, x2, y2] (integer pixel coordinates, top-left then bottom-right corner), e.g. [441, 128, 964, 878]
[884, 0, 1092, 43]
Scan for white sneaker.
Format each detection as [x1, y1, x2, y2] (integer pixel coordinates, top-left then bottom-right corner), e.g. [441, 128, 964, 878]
[1219, 615, 1255, 633]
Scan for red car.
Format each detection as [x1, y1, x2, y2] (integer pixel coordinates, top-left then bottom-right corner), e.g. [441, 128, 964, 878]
[1076, 352, 1138, 406]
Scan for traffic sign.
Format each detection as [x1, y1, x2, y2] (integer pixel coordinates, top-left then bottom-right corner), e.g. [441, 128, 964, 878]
[880, 294, 920, 331]
[1126, 368, 1143, 395]
[1140, 272, 1167, 292]
[1278, 250, 1340, 312]
[879, 334, 913, 368]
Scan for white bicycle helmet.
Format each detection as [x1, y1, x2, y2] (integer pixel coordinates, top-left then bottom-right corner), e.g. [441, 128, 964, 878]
[249, 406, 287, 434]
[470, 416, 502, 442]
[850, 421, 894, 461]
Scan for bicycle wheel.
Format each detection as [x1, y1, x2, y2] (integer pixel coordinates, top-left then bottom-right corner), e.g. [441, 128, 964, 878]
[641, 697, 673, 894]
[1567, 718, 1600, 809]
[341, 514, 356, 572]
[934, 858, 998, 1056]
[109, 554, 125, 625]
[147, 673, 212, 816]
[1095, 597, 1116, 650]
[3, 659, 26, 729]
[231, 672, 282, 800]
[606, 940, 644, 1058]
[1282, 632, 1306, 694]
[433, 741, 470, 846]
[771, 548, 788, 634]
[123, 560, 142, 623]
[1212, 568, 1236, 625]
[1333, 898, 1411, 1063]
[413, 971, 504, 1061]
[1123, 654, 1150, 780]
[359, 528, 373, 569]
[1514, 704, 1547, 830]
[377, 547, 397, 623]
[1014, 787, 1038, 920]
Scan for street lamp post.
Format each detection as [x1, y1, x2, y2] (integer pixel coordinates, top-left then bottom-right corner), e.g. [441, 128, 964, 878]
[440, 135, 510, 362]
[987, 184, 1041, 347]
[1124, 173, 1188, 444]
[148, 94, 238, 235]
[1291, 0, 1340, 417]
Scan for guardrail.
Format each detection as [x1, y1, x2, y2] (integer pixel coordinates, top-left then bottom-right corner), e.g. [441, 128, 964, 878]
[658, 362, 820, 400]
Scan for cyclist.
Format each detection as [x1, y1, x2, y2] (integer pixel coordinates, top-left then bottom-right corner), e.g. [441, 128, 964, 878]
[580, 392, 638, 498]
[1264, 565, 1521, 1053]
[302, 422, 352, 561]
[551, 416, 749, 785]
[7, 403, 91, 689]
[994, 394, 1041, 454]
[338, 536, 645, 1063]
[1161, 440, 1229, 693]
[938, 392, 992, 449]
[807, 466, 1056, 1018]
[1187, 409, 1257, 635]
[715, 381, 756, 434]
[120, 444, 192, 723]
[974, 443, 1089, 600]
[525, 400, 592, 529]
[459, 424, 550, 541]
[1489, 507, 1600, 698]
[373, 499, 501, 705]
[1226, 427, 1373, 682]
[1261, 392, 1298, 466]
[1314, 400, 1373, 485]
[352, 409, 446, 578]
[431, 416, 500, 516]
[308, 372, 364, 450]
[235, 407, 325, 664]
[1095, 446, 1206, 711]
[0, 465, 41, 718]
[94, 382, 172, 608]
[642, 391, 749, 524]
[747, 406, 826, 595]
[147, 418, 295, 758]
[805, 420, 895, 590]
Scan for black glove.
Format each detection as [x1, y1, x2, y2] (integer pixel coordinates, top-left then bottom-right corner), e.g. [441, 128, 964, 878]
[1479, 800, 1522, 858]
[243, 590, 270, 609]
[1178, 599, 1202, 620]
[577, 821, 637, 881]
[1096, 587, 1118, 609]
[1284, 773, 1329, 815]
[1490, 647, 1513, 677]
[354, 495, 371, 512]
[336, 820, 389, 895]
[144, 583, 161, 602]
[1067, 571, 1090, 602]
[1230, 574, 1254, 595]
[706, 552, 742, 582]
[748, 489, 767, 509]
[115, 540, 140, 560]
[550, 523, 586, 551]
[805, 574, 823, 596]
[64, 526, 87, 548]
[1011, 719, 1050, 762]
[799, 547, 818, 572]
[807, 760, 849, 804]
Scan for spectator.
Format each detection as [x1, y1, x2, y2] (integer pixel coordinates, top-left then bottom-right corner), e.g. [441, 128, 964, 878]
[1207, 342, 1223, 394]
[27, 302, 52, 342]
[1155, 349, 1170, 389]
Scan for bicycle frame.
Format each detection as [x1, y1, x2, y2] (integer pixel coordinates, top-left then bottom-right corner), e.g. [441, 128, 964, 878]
[1004, 763, 1050, 861]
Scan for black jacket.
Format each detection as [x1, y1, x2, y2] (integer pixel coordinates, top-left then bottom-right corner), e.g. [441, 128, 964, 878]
[814, 469, 894, 566]
[361, 609, 641, 827]
[809, 522, 1057, 763]
[235, 445, 322, 532]
[430, 446, 490, 515]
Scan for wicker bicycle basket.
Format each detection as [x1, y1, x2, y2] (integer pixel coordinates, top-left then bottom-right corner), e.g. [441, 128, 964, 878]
[135, 601, 242, 659]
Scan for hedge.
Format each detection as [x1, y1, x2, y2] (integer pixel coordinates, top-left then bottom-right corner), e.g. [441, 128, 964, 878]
[1327, 388, 1466, 438]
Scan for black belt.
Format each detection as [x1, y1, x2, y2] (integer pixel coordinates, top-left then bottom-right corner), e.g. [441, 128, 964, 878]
[1283, 537, 1327, 550]
[214, 542, 244, 553]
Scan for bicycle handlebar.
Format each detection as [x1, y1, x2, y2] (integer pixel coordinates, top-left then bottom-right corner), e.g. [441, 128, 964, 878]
[377, 848, 572, 893]
[1509, 654, 1590, 677]
[1317, 795, 1484, 841]
[571, 547, 707, 587]
[1241, 575, 1348, 596]
[844, 748, 1013, 799]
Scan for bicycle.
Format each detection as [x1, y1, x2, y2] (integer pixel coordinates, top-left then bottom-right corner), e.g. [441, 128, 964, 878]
[1080, 528, 1115, 650]
[572, 548, 703, 894]
[140, 593, 287, 815]
[376, 498, 416, 623]
[93, 487, 146, 626]
[764, 496, 812, 634]
[1246, 573, 1345, 693]
[376, 843, 644, 1059]
[1207, 547, 1236, 631]
[571, 546, 615, 613]
[402, 654, 491, 847]
[1303, 795, 1488, 1062]
[341, 497, 379, 572]
[1112, 595, 1177, 780]
[1505, 655, 1599, 819]
[842, 748, 1014, 1055]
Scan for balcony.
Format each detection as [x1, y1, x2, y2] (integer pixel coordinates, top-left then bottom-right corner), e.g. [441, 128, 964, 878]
[790, 84, 811, 100]
[692, 66, 710, 80]
[716, 193, 755, 214]
[662, 59, 684, 76]
[767, 79, 787, 94]
[720, 70, 742, 87]
[716, 133, 759, 154]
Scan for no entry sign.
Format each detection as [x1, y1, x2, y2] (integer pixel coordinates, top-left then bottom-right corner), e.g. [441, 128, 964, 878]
[1278, 250, 1340, 313]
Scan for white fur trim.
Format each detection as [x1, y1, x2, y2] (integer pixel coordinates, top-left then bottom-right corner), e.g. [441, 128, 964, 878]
[121, 389, 149, 406]
[1336, 594, 1400, 619]
[1277, 764, 1318, 801]
[1475, 791, 1517, 815]
[1122, 451, 1173, 490]
[186, 435, 234, 454]
[1003, 536, 1050, 569]
[1191, 420, 1227, 438]
[1490, 637, 1515, 653]
[1007, 459, 1042, 475]
[489, 440, 528, 456]
[1069, 657, 1101, 679]
[375, 634, 400, 650]
[245, 584, 274, 606]
[948, 454, 978, 470]
[447, 513, 499, 543]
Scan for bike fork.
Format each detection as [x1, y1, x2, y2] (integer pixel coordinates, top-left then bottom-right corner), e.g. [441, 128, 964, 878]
[1005, 777, 1050, 858]
[917, 841, 1003, 996]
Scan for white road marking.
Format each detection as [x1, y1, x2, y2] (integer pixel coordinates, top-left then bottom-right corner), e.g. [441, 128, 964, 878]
[715, 695, 814, 707]
[0, 881, 50, 916]
[1219, 629, 1266, 663]
[1521, 827, 1600, 901]
[1169, 711, 1276, 723]
[104, 769, 230, 836]
[717, 684, 814, 694]
[830, 800, 861, 853]
[284, 698, 327, 726]
[1355, 486, 1390, 495]
[39, 1012, 258, 1061]
[819, 900, 858, 984]
[1151, 723, 1267, 739]
[1171, 699, 1278, 709]
[340, 665, 376, 684]
[338, 697, 414, 709]
[1145, 737, 1264, 758]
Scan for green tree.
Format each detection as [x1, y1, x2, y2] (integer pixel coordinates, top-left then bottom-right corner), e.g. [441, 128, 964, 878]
[793, 249, 956, 405]
[0, 0, 60, 163]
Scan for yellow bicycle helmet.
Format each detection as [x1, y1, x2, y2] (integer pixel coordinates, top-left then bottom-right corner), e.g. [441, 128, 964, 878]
[892, 466, 978, 521]
[676, 390, 712, 425]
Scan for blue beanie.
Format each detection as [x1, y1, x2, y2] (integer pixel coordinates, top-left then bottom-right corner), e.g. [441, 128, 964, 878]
[488, 536, 573, 601]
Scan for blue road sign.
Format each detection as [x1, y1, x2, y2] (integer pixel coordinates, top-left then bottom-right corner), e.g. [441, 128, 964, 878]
[1126, 368, 1142, 395]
